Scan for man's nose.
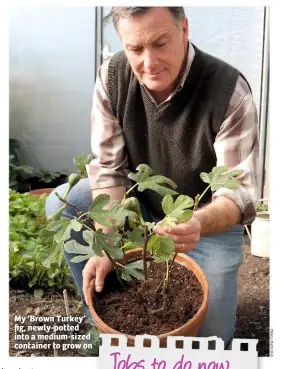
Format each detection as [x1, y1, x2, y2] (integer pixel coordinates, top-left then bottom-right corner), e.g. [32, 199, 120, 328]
[143, 50, 157, 71]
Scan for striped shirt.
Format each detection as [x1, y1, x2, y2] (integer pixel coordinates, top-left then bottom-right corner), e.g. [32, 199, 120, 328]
[87, 43, 260, 224]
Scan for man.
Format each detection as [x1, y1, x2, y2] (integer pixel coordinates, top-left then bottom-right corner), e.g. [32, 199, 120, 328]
[46, 6, 259, 355]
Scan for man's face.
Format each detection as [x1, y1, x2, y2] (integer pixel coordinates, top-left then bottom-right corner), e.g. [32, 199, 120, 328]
[118, 7, 188, 93]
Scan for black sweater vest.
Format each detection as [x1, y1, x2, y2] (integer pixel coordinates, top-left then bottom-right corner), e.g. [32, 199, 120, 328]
[107, 44, 246, 219]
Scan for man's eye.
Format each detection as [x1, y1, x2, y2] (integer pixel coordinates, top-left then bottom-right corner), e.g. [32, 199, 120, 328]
[131, 48, 142, 54]
[155, 42, 166, 48]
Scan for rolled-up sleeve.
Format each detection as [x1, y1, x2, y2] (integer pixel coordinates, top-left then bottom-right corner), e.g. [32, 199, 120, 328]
[86, 58, 131, 190]
[213, 75, 260, 225]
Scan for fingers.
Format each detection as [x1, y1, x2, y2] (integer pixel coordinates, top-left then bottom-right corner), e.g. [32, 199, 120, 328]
[82, 267, 95, 306]
[95, 265, 106, 293]
[154, 227, 200, 244]
[153, 217, 201, 253]
[82, 256, 113, 305]
[154, 218, 200, 235]
[174, 242, 197, 253]
[155, 230, 200, 244]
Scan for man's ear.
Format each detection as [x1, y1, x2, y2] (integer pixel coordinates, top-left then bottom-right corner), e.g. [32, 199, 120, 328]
[181, 17, 189, 42]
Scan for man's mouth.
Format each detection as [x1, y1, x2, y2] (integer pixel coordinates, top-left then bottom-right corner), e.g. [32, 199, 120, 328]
[146, 70, 164, 76]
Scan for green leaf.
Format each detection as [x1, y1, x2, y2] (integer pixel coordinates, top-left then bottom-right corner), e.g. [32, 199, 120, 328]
[102, 243, 123, 259]
[210, 178, 241, 191]
[200, 166, 243, 192]
[109, 200, 128, 227]
[225, 169, 244, 177]
[39, 228, 56, 244]
[62, 218, 83, 241]
[173, 195, 194, 210]
[70, 255, 92, 263]
[84, 230, 103, 257]
[73, 153, 92, 177]
[34, 289, 44, 299]
[29, 203, 40, 212]
[89, 194, 114, 227]
[168, 195, 194, 218]
[47, 217, 71, 231]
[51, 218, 82, 244]
[200, 172, 212, 184]
[128, 165, 178, 197]
[121, 260, 147, 281]
[64, 239, 94, 255]
[54, 227, 67, 244]
[138, 177, 178, 196]
[123, 229, 144, 250]
[177, 209, 193, 223]
[147, 235, 174, 261]
[160, 195, 194, 226]
[42, 242, 63, 267]
[152, 256, 166, 263]
[92, 194, 110, 209]
[69, 219, 83, 232]
[90, 230, 122, 258]
[158, 237, 174, 261]
[128, 164, 153, 183]
[9, 188, 74, 292]
[120, 269, 133, 282]
[162, 195, 174, 215]
[145, 222, 156, 233]
[47, 269, 59, 279]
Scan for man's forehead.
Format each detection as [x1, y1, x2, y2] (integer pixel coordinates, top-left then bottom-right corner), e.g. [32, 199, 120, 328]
[118, 8, 177, 43]
[122, 27, 172, 46]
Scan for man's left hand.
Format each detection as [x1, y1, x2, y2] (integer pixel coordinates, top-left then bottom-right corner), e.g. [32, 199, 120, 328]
[153, 216, 201, 253]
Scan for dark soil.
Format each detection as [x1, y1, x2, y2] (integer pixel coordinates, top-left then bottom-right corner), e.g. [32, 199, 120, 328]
[235, 240, 270, 356]
[94, 261, 203, 335]
[9, 289, 90, 357]
[9, 239, 269, 357]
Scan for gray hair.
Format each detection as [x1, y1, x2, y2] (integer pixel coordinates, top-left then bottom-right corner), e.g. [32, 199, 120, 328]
[104, 7, 186, 30]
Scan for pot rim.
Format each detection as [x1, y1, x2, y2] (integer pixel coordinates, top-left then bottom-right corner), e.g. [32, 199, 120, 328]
[29, 188, 54, 195]
[255, 212, 270, 221]
[88, 249, 209, 340]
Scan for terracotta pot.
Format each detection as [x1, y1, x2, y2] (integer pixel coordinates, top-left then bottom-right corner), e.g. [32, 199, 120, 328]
[87, 249, 209, 346]
[29, 188, 54, 196]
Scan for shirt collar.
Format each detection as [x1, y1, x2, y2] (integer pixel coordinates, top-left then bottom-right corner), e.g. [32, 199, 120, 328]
[141, 41, 196, 104]
[177, 41, 195, 92]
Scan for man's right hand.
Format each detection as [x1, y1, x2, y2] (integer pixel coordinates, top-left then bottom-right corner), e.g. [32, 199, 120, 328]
[82, 255, 113, 305]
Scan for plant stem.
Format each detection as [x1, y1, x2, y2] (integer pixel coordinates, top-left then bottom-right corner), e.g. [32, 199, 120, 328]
[169, 252, 177, 273]
[166, 187, 211, 275]
[143, 224, 149, 281]
[162, 260, 169, 293]
[77, 212, 89, 221]
[63, 183, 71, 199]
[123, 183, 138, 200]
[196, 184, 211, 208]
[78, 221, 94, 233]
[120, 237, 126, 265]
[38, 271, 46, 286]
[55, 192, 81, 214]
[155, 254, 177, 295]
[103, 250, 126, 289]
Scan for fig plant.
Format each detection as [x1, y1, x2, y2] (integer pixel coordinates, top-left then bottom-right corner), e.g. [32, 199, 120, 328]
[40, 164, 243, 303]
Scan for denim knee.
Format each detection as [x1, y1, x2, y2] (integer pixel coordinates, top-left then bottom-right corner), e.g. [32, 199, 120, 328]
[188, 225, 244, 345]
[45, 178, 92, 218]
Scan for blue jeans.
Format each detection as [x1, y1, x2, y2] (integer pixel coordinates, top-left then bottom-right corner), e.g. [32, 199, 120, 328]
[45, 178, 243, 346]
